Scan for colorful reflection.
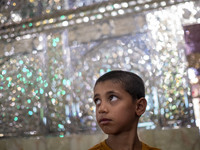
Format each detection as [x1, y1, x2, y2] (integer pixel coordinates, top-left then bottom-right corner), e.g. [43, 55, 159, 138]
[0, 1, 200, 137]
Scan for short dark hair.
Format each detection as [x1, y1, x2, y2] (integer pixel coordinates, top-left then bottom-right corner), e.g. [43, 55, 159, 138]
[94, 70, 145, 100]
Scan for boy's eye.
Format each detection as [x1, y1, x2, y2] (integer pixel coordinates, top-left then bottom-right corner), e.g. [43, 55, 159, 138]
[94, 99, 101, 105]
[109, 95, 118, 102]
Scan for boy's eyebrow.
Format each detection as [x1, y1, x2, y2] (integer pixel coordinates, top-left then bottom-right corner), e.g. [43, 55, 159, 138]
[106, 91, 116, 95]
[93, 93, 100, 99]
[93, 91, 118, 99]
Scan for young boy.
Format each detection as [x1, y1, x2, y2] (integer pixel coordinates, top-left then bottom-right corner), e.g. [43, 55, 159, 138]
[89, 70, 160, 150]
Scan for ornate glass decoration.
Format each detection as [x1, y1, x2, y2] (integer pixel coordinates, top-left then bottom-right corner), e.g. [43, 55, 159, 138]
[0, 0, 199, 137]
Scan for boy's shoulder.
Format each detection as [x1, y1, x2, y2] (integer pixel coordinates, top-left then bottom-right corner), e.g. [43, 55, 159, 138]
[89, 141, 160, 150]
[142, 142, 161, 150]
[88, 140, 111, 150]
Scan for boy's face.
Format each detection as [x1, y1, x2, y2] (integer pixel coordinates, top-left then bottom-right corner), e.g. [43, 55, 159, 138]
[93, 80, 138, 135]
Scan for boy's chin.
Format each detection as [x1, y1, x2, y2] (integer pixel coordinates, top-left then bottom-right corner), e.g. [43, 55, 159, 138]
[101, 127, 121, 135]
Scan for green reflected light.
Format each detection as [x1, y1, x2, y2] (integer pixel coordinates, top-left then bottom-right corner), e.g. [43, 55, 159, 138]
[22, 68, 27, 72]
[17, 74, 22, 78]
[52, 42, 57, 47]
[100, 69, 105, 74]
[37, 76, 42, 82]
[52, 37, 60, 47]
[27, 99, 31, 103]
[58, 124, 64, 128]
[40, 80, 44, 84]
[55, 37, 59, 42]
[62, 79, 67, 85]
[67, 80, 71, 86]
[6, 77, 10, 81]
[29, 23, 33, 27]
[19, 60, 23, 64]
[60, 15, 65, 20]
[22, 77, 26, 82]
[21, 88, 25, 93]
[40, 88, 44, 94]
[27, 72, 32, 78]
[0, 75, 4, 80]
[107, 69, 111, 72]
[14, 117, 18, 121]
[57, 91, 61, 96]
[61, 90, 66, 95]
[51, 98, 56, 103]
[2, 70, 6, 75]
[7, 82, 11, 88]
[55, 74, 58, 79]
[44, 82, 48, 87]
[28, 111, 33, 116]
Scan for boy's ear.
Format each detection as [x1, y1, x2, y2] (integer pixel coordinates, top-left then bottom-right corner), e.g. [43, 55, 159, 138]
[135, 97, 147, 116]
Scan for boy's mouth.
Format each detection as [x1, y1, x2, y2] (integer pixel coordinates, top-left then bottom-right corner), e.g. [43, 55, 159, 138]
[99, 118, 112, 125]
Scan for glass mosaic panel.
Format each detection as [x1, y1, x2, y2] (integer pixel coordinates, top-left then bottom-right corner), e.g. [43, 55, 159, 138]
[0, 0, 108, 26]
[1, 0, 196, 40]
[0, 0, 199, 137]
[0, 37, 48, 136]
[145, 1, 199, 128]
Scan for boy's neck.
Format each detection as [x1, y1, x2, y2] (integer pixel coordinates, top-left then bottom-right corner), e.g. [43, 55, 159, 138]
[106, 130, 142, 150]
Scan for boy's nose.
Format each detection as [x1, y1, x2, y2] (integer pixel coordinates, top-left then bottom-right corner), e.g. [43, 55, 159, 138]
[98, 102, 108, 113]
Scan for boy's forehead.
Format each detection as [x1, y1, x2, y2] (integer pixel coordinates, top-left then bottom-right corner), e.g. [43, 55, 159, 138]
[94, 80, 124, 90]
